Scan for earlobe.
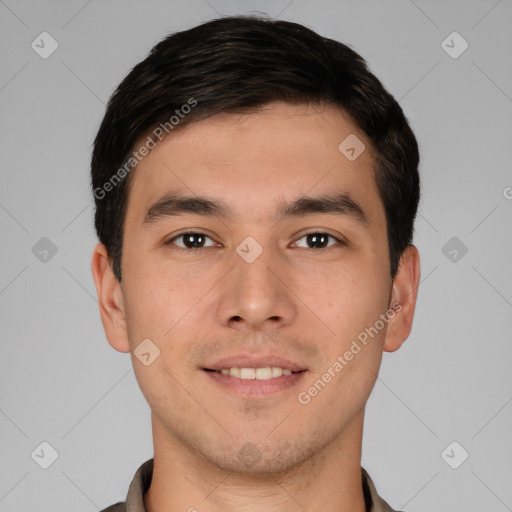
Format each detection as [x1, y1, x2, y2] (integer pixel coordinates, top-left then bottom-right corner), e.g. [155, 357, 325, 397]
[383, 244, 421, 353]
[91, 243, 131, 353]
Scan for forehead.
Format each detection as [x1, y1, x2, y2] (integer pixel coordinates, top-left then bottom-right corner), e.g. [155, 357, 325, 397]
[124, 101, 385, 230]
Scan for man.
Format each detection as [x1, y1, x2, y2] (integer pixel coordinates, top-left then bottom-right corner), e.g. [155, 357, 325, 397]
[91, 15, 421, 512]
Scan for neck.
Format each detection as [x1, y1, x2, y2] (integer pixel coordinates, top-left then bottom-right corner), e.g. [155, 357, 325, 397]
[144, 411, 367, 512]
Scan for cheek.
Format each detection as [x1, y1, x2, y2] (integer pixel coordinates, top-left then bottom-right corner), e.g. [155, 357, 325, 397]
[123, 261, 200, 340]
[303, 282, 387, 408]
[122, 264, 213, 403]
[302, 261, 389, 338]
[123, 273, 195, 415]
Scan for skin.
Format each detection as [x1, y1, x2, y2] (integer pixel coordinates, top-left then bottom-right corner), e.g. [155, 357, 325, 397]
[92, 101, 420, 512]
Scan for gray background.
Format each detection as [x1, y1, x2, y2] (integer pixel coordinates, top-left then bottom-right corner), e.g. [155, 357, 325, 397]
[1, 0, 511, 510]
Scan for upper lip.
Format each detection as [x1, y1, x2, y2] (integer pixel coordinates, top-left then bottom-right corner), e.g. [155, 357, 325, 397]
[203, 355, 307, 372]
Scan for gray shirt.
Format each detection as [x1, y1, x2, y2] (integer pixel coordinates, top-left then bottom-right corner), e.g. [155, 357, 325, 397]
[101, 458, 401, 512]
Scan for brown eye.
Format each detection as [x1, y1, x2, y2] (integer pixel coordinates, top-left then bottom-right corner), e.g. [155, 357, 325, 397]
[293, 232, 343, 249]
[166, 232, 217, 250]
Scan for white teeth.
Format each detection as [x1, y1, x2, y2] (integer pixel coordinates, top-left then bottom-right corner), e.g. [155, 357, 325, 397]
[240, 368, 256, 379]
[217, 367, 296, 380]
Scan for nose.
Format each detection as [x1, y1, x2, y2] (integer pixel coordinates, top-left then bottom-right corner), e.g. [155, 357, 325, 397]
[215, 244, 297, 332]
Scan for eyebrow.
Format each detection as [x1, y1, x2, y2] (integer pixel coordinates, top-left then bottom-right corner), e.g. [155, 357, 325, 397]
[142, 192, 369, 227]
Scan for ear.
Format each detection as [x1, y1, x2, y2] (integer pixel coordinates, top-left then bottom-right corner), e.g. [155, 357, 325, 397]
[91, 242, 131, 353]
[383, 244, 421, 353]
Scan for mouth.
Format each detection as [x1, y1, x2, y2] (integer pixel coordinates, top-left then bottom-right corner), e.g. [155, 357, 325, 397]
[202, 367, 308, 397]
[203, 367, 306, 380]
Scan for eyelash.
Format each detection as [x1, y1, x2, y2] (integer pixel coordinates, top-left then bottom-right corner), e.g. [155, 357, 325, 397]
[165, 230, 346, 253]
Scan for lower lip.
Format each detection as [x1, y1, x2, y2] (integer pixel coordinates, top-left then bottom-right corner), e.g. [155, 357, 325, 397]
[203, 370, 307, 397]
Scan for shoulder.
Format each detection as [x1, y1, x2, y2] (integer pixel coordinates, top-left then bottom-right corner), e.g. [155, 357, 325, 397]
[99, 502, 126, 512]
[361, 467, 403, 512]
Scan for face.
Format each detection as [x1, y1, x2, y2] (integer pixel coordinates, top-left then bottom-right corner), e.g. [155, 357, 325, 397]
[93, 101, 418, 476]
